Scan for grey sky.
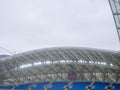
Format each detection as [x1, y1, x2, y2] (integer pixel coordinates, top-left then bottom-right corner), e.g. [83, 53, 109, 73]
[0, 0, 120, 54]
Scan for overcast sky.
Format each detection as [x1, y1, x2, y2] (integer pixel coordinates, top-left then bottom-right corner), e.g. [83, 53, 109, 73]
[0, 0, 120, 54]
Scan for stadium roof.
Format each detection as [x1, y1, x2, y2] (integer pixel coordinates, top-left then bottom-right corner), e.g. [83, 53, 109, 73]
[0, 47, 120, 85]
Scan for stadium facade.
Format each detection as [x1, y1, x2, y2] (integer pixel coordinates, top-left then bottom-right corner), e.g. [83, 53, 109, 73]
[0, 0, 120, 89]
[0, 47, 120, 90]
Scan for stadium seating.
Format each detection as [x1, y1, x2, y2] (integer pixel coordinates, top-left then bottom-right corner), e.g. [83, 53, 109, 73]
[32, 82, 50, 90]
[0, 85, 13, 90]
[93, 82, 109, 90]
[14, 83, 31, 90]
[67, 82, 91, 90]
[0, 82, 120, 90]
[113, 83, 120, 90]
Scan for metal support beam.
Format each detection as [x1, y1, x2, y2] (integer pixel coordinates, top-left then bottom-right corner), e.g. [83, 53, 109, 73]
[108, 0, 120, 43]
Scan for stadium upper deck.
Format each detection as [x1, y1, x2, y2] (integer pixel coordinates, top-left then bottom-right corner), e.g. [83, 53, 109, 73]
[0, 47, 120, 85]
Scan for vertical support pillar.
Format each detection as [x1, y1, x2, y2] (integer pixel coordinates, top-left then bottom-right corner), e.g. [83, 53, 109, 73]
[108, 0, 120, 43]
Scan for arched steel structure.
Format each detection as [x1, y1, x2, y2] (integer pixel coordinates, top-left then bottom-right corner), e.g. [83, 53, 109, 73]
[0, 47, 120, 85]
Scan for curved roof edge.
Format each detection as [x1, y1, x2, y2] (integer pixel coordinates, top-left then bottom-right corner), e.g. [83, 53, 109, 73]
[0, 47, 119, 60]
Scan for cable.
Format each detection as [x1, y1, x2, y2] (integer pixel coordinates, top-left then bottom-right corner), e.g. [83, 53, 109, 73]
[0, 46, 16, 55]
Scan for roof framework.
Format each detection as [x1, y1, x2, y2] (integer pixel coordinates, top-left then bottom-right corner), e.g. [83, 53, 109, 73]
[109, 0, 120, 42]
[0, 0, 120, 86]
[0, 47, 120, 85]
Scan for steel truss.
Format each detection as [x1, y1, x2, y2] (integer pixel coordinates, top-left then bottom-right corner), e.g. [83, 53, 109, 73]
[0, 47, 120, 85]
[109, 0, 120, 42]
